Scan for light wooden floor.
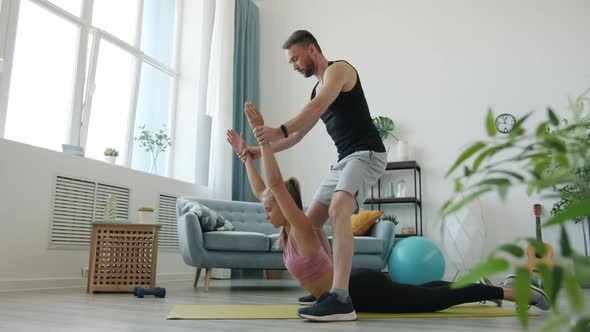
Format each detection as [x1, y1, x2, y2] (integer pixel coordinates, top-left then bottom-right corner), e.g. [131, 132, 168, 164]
[0, 278, 587, 332]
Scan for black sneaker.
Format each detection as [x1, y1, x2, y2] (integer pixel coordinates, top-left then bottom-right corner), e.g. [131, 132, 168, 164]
[298, 294, 317, 305]
[297, 292, 357, 321]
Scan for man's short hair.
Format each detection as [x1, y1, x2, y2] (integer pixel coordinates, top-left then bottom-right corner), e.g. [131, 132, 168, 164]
[282, 30, 323, 54]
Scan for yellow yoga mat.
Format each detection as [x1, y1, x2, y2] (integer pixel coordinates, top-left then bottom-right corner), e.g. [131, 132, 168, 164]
[167, 304, 531, 320]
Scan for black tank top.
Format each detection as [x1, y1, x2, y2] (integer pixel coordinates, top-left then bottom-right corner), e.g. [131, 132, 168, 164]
[312, 60, 385, 161]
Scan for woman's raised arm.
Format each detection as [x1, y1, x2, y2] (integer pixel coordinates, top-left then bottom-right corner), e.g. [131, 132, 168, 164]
[244, 102, 310, 231]
[226, 129, 266, 201]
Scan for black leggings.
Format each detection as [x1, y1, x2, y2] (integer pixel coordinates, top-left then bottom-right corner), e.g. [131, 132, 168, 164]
[348, 269, 504, 313]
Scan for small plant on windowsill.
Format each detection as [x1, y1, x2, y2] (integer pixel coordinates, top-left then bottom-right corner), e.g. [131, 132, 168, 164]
[103, 147, 119, 164]
[134, 125, 172, 175]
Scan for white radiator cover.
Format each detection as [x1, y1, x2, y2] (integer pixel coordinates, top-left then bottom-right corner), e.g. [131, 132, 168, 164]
[50, 175, 130, 247]
[158, 193, 179, 249]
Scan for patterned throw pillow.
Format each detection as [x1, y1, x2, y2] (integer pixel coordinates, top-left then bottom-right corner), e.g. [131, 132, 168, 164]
[177, 199, 234, 232]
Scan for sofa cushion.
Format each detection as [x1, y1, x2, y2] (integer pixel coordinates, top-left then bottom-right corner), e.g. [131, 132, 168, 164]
[178, 198, 234, 232]
[328, 236, 383, 254]
[351, 210, 384, 236]
[204, 231, 269, 252]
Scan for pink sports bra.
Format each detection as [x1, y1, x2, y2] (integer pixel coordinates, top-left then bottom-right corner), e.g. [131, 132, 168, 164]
[283, 238, 333, 284]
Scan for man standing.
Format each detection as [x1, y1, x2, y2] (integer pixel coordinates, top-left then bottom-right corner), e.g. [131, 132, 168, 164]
[242, 30, 386, 321]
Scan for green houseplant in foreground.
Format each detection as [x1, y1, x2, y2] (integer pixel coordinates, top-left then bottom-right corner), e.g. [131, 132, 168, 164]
[551, 165, 590, 259]
[441, 88, 590, 331]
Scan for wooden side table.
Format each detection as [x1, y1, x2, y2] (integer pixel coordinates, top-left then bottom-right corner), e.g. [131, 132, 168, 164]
[87, 222, 161, 293]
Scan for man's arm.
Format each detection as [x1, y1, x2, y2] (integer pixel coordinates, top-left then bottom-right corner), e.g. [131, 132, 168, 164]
[239, 114, 319, 162]
[270, 118, 319, 153]
[253, 63, 352, 144]
[282, 65, 346, 136]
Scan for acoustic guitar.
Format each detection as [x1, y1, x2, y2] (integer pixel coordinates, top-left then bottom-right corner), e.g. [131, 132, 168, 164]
[525, 204, 554, 274]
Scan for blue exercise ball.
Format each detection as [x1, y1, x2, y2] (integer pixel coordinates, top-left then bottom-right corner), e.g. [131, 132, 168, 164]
[388, 236, 445, 285]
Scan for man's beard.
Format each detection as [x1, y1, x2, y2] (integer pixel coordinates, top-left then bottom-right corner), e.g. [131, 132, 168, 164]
[303, 62, 314, 77]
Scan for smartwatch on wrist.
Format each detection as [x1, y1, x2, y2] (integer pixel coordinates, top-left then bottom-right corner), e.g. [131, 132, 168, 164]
[280, 124, 288, 138]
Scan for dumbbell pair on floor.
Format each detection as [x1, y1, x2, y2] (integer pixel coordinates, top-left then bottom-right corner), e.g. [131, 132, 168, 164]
[133, 287, 166, 298]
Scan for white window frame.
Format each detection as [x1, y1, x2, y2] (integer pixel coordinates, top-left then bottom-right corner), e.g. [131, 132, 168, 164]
[0, 0, 182, 178]
[0, 0, 20, 138]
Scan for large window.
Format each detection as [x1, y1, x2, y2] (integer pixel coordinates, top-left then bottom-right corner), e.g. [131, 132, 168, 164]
[132, 62, 173, 174]
[91, 0, 139, 45]
[4, 0, 78, 151]
[84, 39, 135, 165]
[1, 0, 181, 178]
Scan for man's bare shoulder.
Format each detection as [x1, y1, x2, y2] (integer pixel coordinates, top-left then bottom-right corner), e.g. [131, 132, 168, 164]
[327, 61, 355, 73]
[326, 61, 356, 83]
[325, 61, 357, 90]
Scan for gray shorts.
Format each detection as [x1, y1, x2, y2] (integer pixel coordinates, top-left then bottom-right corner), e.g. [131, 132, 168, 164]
[312, 150, 387, 213]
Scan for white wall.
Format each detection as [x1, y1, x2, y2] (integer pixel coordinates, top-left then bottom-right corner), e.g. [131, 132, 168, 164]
[256, 0, 590, 277]
[0, 138, 203, 290]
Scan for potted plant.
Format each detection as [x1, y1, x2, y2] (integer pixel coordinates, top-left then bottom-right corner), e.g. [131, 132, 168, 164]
[373, 116, 407, 161]
[134, 125, 173, 175]
[442, 88, 590, 330]
[381, 214, 399, 225]
[104, 147, 119, 164]
[138, 207, 155, 224]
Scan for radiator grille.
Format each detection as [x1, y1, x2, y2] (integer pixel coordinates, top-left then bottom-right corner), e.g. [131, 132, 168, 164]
[50, 176, 130, 246]
[157, 194, 178, 249]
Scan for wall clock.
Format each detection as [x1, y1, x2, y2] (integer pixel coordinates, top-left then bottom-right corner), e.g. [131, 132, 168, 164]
[495, 113, 516, 134]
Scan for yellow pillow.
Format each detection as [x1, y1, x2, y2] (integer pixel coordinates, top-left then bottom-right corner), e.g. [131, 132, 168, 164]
[351, 210, 384, 236]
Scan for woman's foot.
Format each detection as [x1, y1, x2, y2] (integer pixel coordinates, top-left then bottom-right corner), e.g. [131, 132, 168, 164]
[503, 274, 550, 311]
[529, 284, 550, 311]
[503, 274, 516, 288]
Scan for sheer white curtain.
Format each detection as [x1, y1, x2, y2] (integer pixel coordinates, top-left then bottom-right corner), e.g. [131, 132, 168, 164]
[205, 0, 235, 199]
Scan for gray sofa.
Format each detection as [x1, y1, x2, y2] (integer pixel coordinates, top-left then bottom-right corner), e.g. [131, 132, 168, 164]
[177, 197, 396, 291]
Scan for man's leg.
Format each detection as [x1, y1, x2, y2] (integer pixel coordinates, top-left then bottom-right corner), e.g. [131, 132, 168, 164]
[298, 191, 358, 321]
[306, 201, 331, 256]
[298, 151, 385, 321]
[328, 191, 357, 291]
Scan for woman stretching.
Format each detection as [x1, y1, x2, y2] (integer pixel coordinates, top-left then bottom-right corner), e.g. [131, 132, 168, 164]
[227, 102, 549, 321]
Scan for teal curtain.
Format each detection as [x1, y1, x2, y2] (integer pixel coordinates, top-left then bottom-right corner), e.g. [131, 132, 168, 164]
[232, 0, 260, 202]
